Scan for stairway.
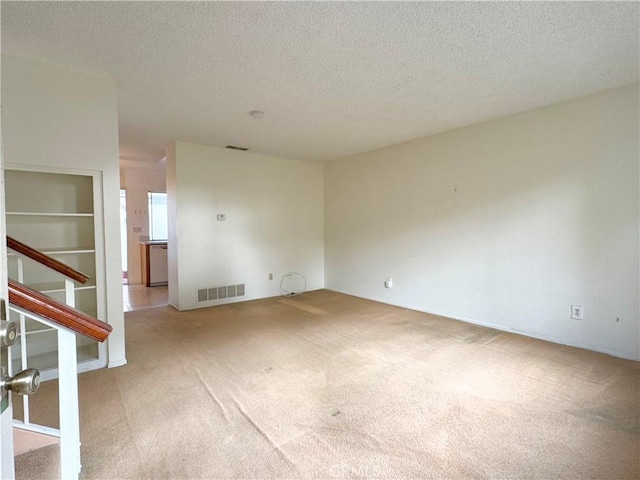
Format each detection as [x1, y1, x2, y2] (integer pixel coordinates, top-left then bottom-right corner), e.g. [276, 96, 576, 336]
[14, 428, 59, 479]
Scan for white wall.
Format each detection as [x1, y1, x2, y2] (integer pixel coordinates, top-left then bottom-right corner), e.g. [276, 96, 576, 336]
[167, 141, 324, 310]
[120, 163, 166, 285]
[325, 84, 640, 360]
[1, 55, 126, 367]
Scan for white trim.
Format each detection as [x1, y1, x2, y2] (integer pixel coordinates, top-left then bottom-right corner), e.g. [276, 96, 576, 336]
[4, 163, 102, 177]
[175, 288, 324, 312]
[92, 172, 110, 373]
[107, 358, 127, 368]
[5, 165, 109, 374]
[325, 289, 640, 362]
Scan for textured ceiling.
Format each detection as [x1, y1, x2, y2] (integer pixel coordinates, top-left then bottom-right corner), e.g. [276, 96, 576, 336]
[2, 1, 638, 162]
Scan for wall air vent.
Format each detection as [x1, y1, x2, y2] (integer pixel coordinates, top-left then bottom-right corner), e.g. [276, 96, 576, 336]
[197, 289, 208, 303]
[225, 145, 249, 151]
[197, 284, 245, 303]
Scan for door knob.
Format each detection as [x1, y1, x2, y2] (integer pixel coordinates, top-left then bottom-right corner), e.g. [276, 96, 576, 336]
[1, 368, 40, 396]
[0, 320, 18, 347]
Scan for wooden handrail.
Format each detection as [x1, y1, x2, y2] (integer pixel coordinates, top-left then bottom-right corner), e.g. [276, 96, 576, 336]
[6, 236, 90, 285]
[8, 279, 112, 342]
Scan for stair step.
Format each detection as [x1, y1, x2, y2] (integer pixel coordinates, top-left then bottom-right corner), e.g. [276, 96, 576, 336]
[14, 443, 59, 480]
[13, 427, 59, 456]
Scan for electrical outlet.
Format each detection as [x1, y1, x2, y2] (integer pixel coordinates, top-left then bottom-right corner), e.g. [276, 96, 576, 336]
[571, 304, 584, 321]
[385, 277, 393, 288]
[217, 214, 226, 221]
[269, 273, 273, 281]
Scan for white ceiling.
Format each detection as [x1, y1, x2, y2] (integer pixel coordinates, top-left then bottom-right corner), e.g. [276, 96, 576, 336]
[2, 1, 638, 162]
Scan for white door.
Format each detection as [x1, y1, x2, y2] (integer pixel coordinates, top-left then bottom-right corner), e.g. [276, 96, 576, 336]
[1, 137, 16, 478]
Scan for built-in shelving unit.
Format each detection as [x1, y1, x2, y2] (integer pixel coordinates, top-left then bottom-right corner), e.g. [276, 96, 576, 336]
[4, 167, 107, 378]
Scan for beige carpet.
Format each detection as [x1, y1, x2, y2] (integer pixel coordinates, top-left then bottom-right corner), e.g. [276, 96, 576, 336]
[14, 290, 640, 479]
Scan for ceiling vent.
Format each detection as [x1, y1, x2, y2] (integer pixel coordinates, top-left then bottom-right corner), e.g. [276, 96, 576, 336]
[225, 145, 249, 151]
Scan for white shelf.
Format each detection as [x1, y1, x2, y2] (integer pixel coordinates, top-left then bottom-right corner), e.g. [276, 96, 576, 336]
[12, 343, 99, 373]
[12, 308, 99, 335]
[23, 281, 97, 295]
[6, 212, 93, 217]
[43, 248, 95, 255]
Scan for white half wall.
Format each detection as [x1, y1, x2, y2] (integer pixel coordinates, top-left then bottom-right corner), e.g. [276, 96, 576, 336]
[167, 141, 324, 310]
[1, 55, 126, 367]
[325, 84, 640, 360]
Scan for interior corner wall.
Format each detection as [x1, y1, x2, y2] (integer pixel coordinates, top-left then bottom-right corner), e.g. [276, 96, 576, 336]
[166, 143, 180, 309]
[120, 166, 166, 285]
[168, 141, 324, 310]
[1, 54, 126, 367]
[325, 84, 640, 360]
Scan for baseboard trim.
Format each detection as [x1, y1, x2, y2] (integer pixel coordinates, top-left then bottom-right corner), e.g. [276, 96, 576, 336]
[108, 358, 127, 368]
[176, 287, 324, 312]
[324, 289, 640, 362]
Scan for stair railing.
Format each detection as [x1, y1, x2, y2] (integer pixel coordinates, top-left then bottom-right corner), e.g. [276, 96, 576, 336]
[5, 236, 111, 480]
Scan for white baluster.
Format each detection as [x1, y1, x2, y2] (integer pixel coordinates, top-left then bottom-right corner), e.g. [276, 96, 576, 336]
[16, 257, 30, 426]
[58, 328, 81, 479]
[64, 278, 75, 308]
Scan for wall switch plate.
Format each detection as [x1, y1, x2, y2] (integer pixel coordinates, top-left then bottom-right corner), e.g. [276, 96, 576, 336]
[269, 273, 273, 281]
[217, 214, 226, 221]
[571, 304, 584, 321]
